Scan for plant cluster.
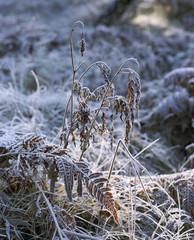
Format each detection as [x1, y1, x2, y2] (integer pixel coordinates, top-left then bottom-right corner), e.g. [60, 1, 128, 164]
[0, 21, 193, 240]
[59, 21, 140, 158]
[0, 21, 141, 239]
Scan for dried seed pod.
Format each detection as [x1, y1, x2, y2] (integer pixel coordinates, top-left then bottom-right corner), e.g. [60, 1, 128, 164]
[98, 125, 103, 137]
[102, 98, 110, 108]
[96, 90, 101, 101]
[109, 113, 114, 149]
[109, 83, 115, 97]
[72, 134, 76, 146]
[79, 33, 86, 57]
[96, 62, 111, 84]
[101, 111, 107, 132]
[79, 103, 90, 125]
[129, 85, 135, 123]
[87, 92, 96, 101]
[74, 80, 82, 95]
[127, 79, 133, 103]
[82, 87, 90, 99]
[114, 98, 120, 113]
[127, 73, 141, 120]
[80, 126, 90, 151]
[123, 104, 129, 118]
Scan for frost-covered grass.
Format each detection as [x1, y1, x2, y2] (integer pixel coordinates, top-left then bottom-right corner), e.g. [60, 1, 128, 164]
[0, 1, 194, 239]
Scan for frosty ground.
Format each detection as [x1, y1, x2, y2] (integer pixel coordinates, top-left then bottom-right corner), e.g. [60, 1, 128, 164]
[0, 0, 193, 239]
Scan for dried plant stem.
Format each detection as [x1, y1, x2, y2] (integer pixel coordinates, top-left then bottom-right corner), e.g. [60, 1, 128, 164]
[31, 71, 40, 112]
[79, 58, 139, 161]
[117, 138, 160, 175]
[31, 70, 40, 130]
[60, 95, 71, 145]
[107, 139, 159, 215]
[70, 22, 84, 129]
[61, 61, 107, 146]
[75, 61, 85, 72]
[107, 141, 120, 184]
[77, 61, 108, 84]
[151, 214, 167, 239]
[134, 138, 160, 158]
[120, 140, 151, 199]
[91, 83, 107, 95]
[61, 21, 85, 145]
[176, 189, 181, 240]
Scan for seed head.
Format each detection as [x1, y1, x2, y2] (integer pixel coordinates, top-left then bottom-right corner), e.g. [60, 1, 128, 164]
[79, 33, 86, 57]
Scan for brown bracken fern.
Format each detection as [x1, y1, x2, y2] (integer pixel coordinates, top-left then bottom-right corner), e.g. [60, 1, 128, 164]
[1, 132, 119, 227]
[85, 172, 119, 224]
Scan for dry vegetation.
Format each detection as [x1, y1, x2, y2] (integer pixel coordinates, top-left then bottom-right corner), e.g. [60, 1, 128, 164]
[0, 16, 193, 240]
[0, 1, 194, 239]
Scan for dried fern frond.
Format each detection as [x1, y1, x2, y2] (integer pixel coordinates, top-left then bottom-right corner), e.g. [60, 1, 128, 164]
[22, 134, 46, 151]
[9, 133, 46, 152]
[85, 172, 119, 224]
[113, 70, 141, 145]
[56, 156, 119, 224]
[182, 180, 194, 215]
[56, 156, 75, 202]
[2, 132, 119, 225]
[96, 62, 111, 84]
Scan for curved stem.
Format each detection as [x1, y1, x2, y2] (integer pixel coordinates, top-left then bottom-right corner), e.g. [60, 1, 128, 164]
[69, 21, 85, 74]
[75, 61, 85, 72]
[70, 21, 84, 130]
[77, 61, 108, 84]
[107, 140, 120, 185]
[91, 83, 107, 94]
[60, 21, 84, 146]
